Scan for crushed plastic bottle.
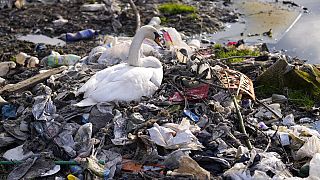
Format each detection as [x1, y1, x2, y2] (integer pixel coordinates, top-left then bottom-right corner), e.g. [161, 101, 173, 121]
[63, 29, 98, 42]
[41, 51, 81, 67]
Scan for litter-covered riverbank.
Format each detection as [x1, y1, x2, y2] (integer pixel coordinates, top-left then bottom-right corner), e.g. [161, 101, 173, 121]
[0, 0, 320, 179]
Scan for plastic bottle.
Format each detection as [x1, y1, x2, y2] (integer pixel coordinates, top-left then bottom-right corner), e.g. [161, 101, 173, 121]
[65, 29, 98, 42]
[42, 51, 81, 67]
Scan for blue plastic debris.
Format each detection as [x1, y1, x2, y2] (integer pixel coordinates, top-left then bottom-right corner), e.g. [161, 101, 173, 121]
[2, 104, 17, 119]
[183, 109, 199, 122]
[70, 165, 83, 175]
[104, 169, 110, 180]
[81, 113, 90, 124]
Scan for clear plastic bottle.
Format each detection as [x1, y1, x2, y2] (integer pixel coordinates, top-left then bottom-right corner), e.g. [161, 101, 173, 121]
[65, 29, 98, 42]
[42, 51, 81, 67]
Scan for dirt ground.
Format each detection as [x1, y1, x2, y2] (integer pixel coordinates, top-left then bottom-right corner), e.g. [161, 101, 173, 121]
[0, 0, 237, 65]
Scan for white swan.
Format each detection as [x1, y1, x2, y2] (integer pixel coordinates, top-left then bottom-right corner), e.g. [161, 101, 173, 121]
[75, 25, 163, 107]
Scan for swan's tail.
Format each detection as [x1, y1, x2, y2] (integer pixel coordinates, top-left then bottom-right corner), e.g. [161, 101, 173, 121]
[74, 98, 97, 107]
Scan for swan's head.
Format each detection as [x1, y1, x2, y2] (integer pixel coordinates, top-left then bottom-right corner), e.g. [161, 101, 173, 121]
[139, 25, 163, 48]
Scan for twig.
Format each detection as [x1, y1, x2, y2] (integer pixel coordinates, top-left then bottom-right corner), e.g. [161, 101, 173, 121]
[233, 96, 253, 150]
[222, 70, 253, 150]
[128, 0, 141, 32]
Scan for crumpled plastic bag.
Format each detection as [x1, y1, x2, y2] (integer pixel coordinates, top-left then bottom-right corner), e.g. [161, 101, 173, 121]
[97, 150, 122, 179]
[32, 94, 56, 121]
[147, 118, 203, 150]
[111, 110, 131, 145]
[296, 136, 320, 160]
[74, 122, 93, 157]
[3, 145, 34, 161]
[54, 123, 80, 158]
[309, 153, 320, 179]
[224, 152, 292, 179]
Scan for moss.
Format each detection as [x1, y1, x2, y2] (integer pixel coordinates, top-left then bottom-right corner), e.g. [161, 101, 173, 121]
[255, 85, 281, 98]
[158, 3, 196, 15]
[213, 43, 223, 50]
[213, 45, 260, 63]
[285, 69, 320, 99]
[10, 56, 16, 62]
[288, 90, 315, 109]
[160, 17, 169, 24]
[86, 0, 96, 4]
[187, 12, 199, 20]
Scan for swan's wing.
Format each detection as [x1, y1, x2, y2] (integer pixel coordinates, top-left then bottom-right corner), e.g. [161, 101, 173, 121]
[76, 63, 128, 96]
[83, 67, 162, 103]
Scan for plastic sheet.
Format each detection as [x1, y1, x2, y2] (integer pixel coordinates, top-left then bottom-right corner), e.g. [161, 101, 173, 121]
[147, 118, 203, 150]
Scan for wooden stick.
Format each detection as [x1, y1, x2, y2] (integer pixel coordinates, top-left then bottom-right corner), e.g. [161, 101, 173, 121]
[0, 66, 67, 95]
[128, 0, 141, 32]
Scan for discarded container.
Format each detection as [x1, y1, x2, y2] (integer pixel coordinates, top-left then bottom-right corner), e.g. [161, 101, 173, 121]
[183, 109, 199, 122]
[0, 61, 16, 77]
[42, 51, 81, 67]
[15, 52, 39, 68]
[64, 29, 98, 42]
[14, 0, 24, 9]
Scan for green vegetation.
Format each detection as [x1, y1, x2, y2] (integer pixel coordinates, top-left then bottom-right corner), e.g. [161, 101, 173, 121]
[187, 13, 199, 20]
[213, 44, 261, 63]
[158, 3, 196, 15]
[255, 86, 315, 109]
[160, 17, 169, 24]
[10, 56, 16, 62]
[255, 85, 281, 98]
[288, 90, 315, 109]
[86, 0, 96, 4]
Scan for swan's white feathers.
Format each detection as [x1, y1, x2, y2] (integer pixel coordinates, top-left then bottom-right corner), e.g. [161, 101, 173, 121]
[75, 62, 162, 106]
[75, 25, 163, 107]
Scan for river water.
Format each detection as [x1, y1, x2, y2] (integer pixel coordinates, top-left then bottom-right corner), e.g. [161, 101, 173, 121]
[209, 0, 320, 64]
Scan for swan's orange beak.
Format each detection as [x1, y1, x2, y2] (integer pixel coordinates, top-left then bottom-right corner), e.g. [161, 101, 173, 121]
[154, 36, 163, 49]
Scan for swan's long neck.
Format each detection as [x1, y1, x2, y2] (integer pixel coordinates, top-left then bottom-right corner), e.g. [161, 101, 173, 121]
[128, 29, 146, 67]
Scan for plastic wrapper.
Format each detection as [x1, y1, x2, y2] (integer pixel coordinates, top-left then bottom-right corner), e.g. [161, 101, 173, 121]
[111, 110, 130, 145]
[296, 136, 320, 160]
[32, 94, 56, 121]
[147, 118, 203, 150]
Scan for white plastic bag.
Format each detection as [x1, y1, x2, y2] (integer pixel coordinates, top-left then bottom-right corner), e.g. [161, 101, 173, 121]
[296, 136, 320, 160]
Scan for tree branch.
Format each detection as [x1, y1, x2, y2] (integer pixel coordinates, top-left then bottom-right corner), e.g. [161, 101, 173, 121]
[128, 0, 141, 32]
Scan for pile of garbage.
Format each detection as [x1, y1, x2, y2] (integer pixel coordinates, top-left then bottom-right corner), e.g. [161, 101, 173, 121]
[0, 18, 320, 180]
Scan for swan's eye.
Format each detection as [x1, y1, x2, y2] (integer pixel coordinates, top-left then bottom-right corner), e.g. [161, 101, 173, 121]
[153, 32, 161, 39]
[153, 32, 163, 48]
